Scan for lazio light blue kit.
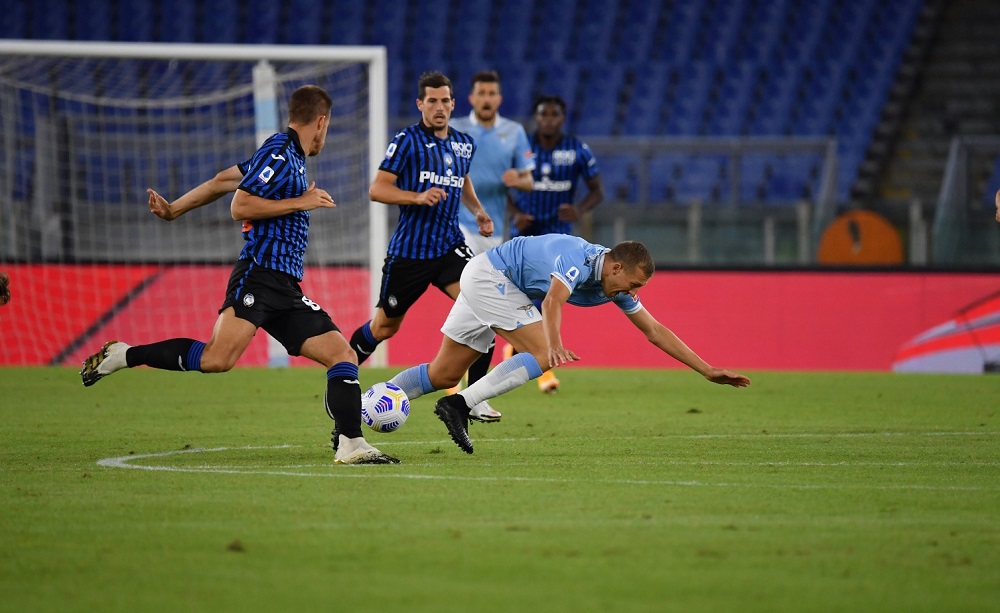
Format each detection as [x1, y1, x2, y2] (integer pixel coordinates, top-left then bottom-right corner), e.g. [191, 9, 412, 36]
[450, 112, 534, 238]
[486, 235, 642, 314]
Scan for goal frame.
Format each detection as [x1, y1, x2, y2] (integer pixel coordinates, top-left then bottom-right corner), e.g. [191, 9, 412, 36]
[0, 39, 389, 366]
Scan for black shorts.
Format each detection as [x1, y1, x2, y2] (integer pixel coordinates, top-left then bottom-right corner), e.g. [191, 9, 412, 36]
[377, 243, 474, 318]
[220, 259, 338, 356]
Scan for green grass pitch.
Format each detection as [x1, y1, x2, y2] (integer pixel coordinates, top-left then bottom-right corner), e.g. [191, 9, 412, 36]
[1, 366, 998, 612]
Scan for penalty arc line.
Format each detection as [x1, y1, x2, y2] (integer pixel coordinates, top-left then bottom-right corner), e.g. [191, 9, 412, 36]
[95, 444, 1000, 492]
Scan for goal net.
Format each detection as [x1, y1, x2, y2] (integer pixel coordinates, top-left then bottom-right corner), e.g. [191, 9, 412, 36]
[0, 41, 388, 367]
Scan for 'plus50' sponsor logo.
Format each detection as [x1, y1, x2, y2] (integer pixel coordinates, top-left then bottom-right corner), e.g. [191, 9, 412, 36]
[419, 171, 465, 188]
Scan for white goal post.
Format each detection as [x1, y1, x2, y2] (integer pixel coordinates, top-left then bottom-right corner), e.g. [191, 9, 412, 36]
[0, 40, 389, 367]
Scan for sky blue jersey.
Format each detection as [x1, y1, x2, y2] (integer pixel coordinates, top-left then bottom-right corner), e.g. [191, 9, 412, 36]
[450, 112, 534, 238]
[235, 129, 311, 280]
[486, 235, 642, 313]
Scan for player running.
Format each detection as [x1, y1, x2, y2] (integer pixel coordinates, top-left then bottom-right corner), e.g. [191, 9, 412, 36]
[79, 85, 398, 465]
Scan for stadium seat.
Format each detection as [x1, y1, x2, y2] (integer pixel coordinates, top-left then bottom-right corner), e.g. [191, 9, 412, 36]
[326, 0, 364, 45]
[537, 63, 581, 111]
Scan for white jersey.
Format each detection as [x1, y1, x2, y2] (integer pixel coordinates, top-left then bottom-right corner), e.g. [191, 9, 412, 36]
[485, 235, 642, 314]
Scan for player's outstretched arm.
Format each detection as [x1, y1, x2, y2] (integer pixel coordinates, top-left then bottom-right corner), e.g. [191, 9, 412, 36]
[230, 181, 335, 221]
[148, 165, 244, 221]
[995, 188, 999, 223]
[626, 308, 750, 387]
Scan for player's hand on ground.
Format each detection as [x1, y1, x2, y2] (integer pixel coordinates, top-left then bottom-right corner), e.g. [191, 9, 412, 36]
[416, 187, 448, 206]
[512, 211, 535, 232]
[557, 203, 580, 222]
[704, 368, 751, 387]
[147, 188, 176, 221]
[302, 182, 335, 210]
[476, 212, 494, 237]
[547, 345, 580, 368]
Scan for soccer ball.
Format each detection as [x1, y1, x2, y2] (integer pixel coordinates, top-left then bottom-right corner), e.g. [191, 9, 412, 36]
[361, 382, 410, 433]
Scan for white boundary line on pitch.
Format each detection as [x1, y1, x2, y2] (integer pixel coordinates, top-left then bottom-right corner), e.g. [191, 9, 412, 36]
[96, 441, 1000, 492]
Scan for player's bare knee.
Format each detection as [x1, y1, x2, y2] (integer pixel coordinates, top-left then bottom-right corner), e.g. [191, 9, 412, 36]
[199, 354, 236, 373]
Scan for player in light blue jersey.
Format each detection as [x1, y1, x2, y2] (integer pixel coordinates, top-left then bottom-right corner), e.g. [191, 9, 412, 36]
[80, 86, 399, 465]
[387, 235, 751, 454]
[450, 70, 534, 253]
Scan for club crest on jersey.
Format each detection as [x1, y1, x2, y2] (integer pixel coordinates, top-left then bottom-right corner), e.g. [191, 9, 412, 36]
[444, 153, 453, 166]
[387, 295, 398, 308]
[517, 304, 536, 318]
[243, 293, 255, 307]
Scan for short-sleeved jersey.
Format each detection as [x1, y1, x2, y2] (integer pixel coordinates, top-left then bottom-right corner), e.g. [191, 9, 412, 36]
[235, 129, 311, 280]
[512, 134, 600, 237]
[449, 112, 534, 238]
[379, 122, 477, 259]
[486, 234, 641, 313]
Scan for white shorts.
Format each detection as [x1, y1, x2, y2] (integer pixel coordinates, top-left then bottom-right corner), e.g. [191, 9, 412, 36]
[440, 253, 543, 353]
[460, 224, 503, 256]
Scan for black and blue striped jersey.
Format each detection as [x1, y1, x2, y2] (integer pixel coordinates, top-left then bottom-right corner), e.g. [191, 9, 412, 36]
[235, 129, 311, 280]
[379, 122, 477, 259]
[512, 134, 600, 237]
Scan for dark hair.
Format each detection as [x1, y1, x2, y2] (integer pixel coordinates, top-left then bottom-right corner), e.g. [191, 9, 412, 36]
[288, 85, 332, 125]
[609, 241, 655, 277]
[418, 71, 454, 100]
[470, 70, 501, 91]
[533, 94, 567, 116]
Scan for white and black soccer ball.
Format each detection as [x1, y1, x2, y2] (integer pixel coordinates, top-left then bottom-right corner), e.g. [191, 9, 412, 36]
[361, 382, 410, 433]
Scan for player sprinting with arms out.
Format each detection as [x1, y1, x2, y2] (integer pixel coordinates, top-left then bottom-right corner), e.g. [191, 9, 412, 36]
[387, 235, 750, 454]
[346, 71, 499, 424]
[80, 85, 399, 465]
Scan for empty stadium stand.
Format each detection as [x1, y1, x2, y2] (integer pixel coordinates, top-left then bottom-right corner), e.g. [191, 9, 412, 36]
[0, 0, 928, 206]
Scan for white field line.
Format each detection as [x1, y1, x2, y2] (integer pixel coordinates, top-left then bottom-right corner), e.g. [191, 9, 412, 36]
[96, 438, 1000, 492]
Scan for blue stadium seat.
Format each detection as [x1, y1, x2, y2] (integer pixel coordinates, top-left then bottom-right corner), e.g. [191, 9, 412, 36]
[243, 0, 281, 44]
[597, 154, 640, 203]
[490, 0, 533, 63]
[537, 63, 581, 110]
[0, 0, 28, 38]
[622, 63, 671, 136]
[573, 64, 624, 135]
[31, 0, 69, 39]
[327, 0, 364, 45]
[71, 0, 112, 41]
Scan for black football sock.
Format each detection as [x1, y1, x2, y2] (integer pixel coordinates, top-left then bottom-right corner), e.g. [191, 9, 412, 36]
[467, 342, 495, 385]
[325, 362, 363, 438]
[349, 321, 380, 365]
[125, 339, 205, 371]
